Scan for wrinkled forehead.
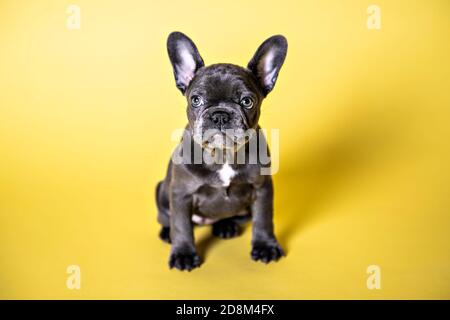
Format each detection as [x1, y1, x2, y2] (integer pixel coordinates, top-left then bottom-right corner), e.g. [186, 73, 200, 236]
[187, 64, 261, 99]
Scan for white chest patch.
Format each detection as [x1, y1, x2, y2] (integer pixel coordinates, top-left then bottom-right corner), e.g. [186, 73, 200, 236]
[218, 162, 236, 187]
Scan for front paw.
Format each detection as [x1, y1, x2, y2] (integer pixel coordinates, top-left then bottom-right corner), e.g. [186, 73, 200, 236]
[169, 248, 202, 271]
[251, 240, 285, 263]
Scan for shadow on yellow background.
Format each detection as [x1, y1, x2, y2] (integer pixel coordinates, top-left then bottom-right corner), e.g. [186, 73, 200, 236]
[0, 0, 449, 299]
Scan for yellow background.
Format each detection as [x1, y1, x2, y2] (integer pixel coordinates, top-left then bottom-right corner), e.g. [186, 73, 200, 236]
[1, 0, 449, 299]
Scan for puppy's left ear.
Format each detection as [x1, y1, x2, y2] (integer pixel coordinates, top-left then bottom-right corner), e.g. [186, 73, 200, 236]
[167, 32, 205, 95]
[247, 35, 288, 96]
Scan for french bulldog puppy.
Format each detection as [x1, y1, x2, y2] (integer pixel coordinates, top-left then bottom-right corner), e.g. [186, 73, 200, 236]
[156, 32, 288, 271]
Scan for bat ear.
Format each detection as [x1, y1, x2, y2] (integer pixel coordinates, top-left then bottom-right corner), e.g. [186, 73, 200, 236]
[247, 35, 288, 96]
[167, 32, 204, 95]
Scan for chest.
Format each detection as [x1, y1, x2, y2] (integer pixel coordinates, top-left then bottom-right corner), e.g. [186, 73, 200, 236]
[191, 163, 257, 217]
[217, 162, 236, 187]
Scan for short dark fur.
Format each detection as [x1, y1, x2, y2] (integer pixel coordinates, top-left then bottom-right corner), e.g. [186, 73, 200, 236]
[157, 32, 288, 271]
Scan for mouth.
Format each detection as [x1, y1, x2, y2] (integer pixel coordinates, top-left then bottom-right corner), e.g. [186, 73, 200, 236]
[193, 125, 253, 150]
[209, 129, 250, 148]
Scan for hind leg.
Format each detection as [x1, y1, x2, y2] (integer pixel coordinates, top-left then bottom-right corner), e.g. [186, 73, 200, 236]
[156, 181, 171, 243]
[212, 213, 251, 239]
[159, 226, 171, 243]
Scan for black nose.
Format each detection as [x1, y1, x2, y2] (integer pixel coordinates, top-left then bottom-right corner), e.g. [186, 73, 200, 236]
[211, 111, 230, 126]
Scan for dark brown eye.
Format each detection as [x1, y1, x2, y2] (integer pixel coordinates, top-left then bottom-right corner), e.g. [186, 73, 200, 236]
[240, 96, 254, 109]
[190, 95, 203, 107]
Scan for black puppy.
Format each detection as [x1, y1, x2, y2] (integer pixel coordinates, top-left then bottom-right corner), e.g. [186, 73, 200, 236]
[156, 32, 288, 271]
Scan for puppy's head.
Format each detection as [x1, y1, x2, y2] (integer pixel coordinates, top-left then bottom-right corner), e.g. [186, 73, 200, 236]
[167, 32, 287, 149]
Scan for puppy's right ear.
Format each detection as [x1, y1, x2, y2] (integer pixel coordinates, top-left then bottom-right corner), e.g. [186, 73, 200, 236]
[167, 32, 204, 95]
